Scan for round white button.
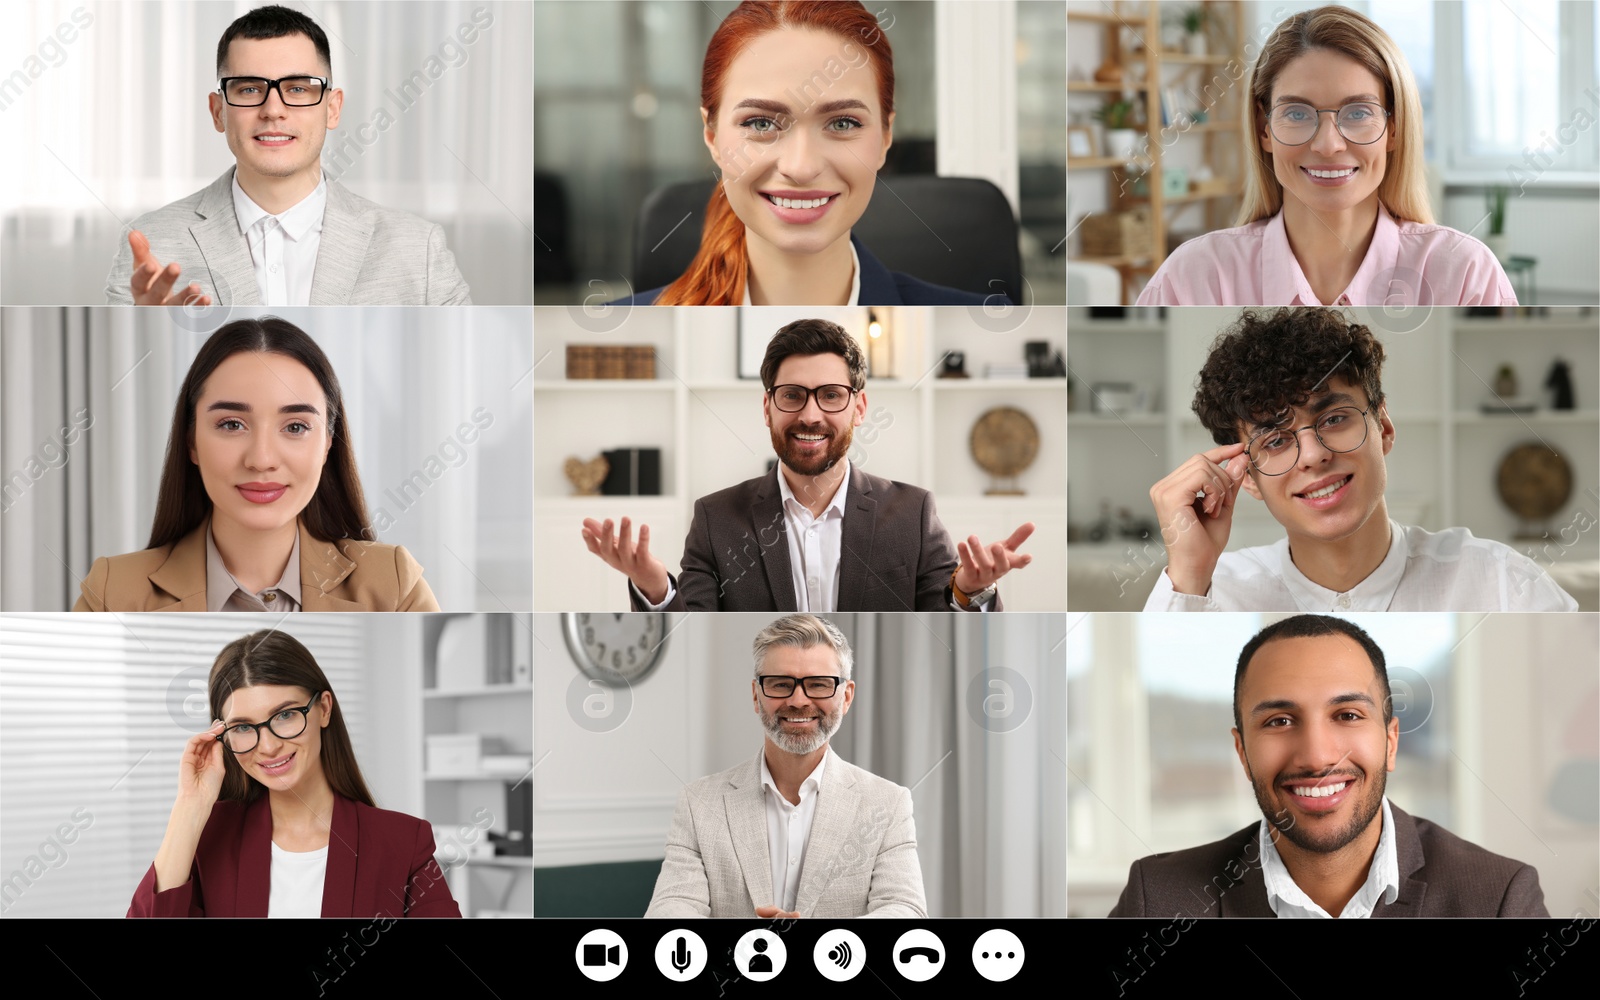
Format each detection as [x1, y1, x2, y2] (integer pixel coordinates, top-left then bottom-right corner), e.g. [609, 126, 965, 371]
[892, 928, 946, 982]
[812, 929, 866, 982]
[733, 929, 787, 982]
[971, 928, 1025, 982]
[654, 928, 707, 981]
[575, 928, 628, 982]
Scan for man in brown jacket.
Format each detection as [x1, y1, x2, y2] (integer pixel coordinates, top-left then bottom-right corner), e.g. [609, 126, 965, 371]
[1110, 615, 1548, 918]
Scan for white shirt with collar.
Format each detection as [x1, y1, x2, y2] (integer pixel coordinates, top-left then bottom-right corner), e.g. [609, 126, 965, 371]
[232, 174, 327, 306]
[759, 745, 829, 913]
[743, 241, 861, 305]
[1143, 519, 1578, 612]
[1259, 795, 1400, 918]
[774, 458, 850, 611]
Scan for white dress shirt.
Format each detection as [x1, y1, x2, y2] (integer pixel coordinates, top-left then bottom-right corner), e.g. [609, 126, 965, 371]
[743, 241, 862, 305]
[267, 841, 328, 918]
[232, 174, 326, 306]
[1260, 796, 1399, 918]
[759, 746, 829, 913]
[775, 459, 850, 611]
[1143, 519, 1578, 612]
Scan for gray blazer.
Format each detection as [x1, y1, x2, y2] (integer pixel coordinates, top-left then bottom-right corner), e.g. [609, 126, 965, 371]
[644, 747, 928, 918]
[104, 168, 471, 305]
[1108, 802, 1548, 917]
[629, 464, 1001, 612]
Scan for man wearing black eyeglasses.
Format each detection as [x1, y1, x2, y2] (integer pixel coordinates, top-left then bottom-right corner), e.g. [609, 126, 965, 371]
[582, 318, 1037, 611]
[104, 5, 470, 306]
[1144, 308, 1576, 611]
[646, 614, 926, 918]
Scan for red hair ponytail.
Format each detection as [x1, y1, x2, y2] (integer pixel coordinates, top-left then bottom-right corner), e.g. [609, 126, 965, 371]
[655, 0, 894, 306]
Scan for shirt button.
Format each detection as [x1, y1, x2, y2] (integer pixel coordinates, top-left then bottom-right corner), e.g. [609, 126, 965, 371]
[790, 859, 797, 866]
[270, 264, 280, 274]
[1336, 595, 1351, 609]
[264, 592, 277, 603]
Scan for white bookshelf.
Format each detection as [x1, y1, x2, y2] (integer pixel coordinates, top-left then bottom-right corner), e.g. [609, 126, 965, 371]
[1067, 308, 1600, 583]
[535, 306, 1068, 610]
[419, 614, 534, 917]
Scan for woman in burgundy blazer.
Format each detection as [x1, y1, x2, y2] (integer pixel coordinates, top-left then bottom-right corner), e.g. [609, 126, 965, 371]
[128, 793, 459, 917]
[128, 630, 460, 918]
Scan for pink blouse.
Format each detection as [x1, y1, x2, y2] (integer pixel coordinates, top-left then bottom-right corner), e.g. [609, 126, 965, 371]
[1135, 207, 1518, 306]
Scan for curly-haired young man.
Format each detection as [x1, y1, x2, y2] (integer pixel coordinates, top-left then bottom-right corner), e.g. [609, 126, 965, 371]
[1144, 308, 1575, 611]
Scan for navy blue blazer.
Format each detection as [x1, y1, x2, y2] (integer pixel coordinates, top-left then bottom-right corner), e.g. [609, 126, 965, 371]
[610, 234, 1008, 306]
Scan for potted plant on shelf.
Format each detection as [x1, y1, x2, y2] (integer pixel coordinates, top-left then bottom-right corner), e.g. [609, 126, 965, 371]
[1173, 5, 1209, 56]
[1484, 185, 1509, 261]
[1093, 99, 1141, 161]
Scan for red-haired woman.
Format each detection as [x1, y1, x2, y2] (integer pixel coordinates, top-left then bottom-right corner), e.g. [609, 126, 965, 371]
[614, 0, 1004, 306]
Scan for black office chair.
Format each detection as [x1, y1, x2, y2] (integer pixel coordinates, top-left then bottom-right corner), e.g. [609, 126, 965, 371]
[632, 175, 1021, 302]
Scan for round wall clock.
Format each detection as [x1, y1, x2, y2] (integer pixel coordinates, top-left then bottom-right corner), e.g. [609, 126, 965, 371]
[562, 612, 670, 687]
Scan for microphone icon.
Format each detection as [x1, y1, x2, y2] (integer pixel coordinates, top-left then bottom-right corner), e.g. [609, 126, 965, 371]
[672, 936, 691, 975]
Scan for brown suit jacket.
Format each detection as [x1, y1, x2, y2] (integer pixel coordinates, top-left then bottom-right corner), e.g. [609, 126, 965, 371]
[628, 465, 1001, 612]
[71, 517, 440, 612]
[1108, 802, 1548, 917]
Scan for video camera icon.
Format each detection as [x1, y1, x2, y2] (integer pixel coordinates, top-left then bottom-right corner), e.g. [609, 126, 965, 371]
[576, 929, 628, 982]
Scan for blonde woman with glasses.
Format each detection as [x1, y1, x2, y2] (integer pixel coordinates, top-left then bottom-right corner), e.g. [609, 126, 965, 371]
[1138, 6, 1515, 307]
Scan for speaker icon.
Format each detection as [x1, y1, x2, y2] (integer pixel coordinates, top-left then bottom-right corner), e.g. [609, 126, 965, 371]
[812, 930, 866, 982]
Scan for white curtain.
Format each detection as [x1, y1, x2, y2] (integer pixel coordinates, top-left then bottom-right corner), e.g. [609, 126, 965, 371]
[832, 611, 1065, 918]
[0, 306, 532, 612]
[0, 0, 532, 303]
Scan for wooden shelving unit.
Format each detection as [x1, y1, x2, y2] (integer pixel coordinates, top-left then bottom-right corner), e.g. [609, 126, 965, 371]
[1068, 1, 1247, 303]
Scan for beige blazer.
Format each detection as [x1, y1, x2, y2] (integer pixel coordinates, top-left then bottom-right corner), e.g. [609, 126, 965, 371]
[103, 167, 471, 305]
[644, 747, 928, 918]
[71, 518, 440, 612]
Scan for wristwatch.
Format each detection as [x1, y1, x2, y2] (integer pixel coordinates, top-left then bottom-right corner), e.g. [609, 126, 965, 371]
[951, 571, 997, 609]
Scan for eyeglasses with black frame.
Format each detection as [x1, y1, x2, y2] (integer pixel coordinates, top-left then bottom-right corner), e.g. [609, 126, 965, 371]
[758, 675, 844, 698]
[768, 384, 856, 413]
[1267, 101, 1390, 146]
[1246, 405, 1373, 476]
[217, 690, 323, 753]
[218, 76, 329, 107]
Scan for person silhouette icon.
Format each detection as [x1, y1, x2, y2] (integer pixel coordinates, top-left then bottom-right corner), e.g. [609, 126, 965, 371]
[747, 938, 773, 974]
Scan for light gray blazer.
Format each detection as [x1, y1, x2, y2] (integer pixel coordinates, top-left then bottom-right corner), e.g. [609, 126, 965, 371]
[104, 168, 471, 305]
[644, 747, 928, 918]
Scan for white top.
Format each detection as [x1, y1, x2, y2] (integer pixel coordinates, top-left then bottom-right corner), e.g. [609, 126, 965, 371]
[742, 241, 862, 306]
[774, 459, 851, 611]
[267, 841, 329, 918]
[759, 745, 829, 913]
[232, 174, 327, 306]
[1260, 796, 1400, 919]
[1143, 520, 1578, 612]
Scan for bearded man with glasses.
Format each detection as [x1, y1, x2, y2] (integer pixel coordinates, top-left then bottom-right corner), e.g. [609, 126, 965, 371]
[645, 614, 927, 918]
